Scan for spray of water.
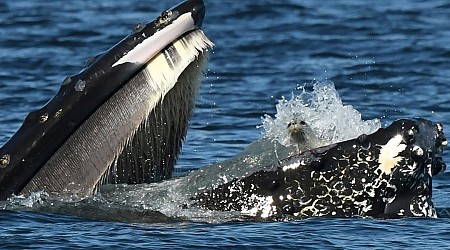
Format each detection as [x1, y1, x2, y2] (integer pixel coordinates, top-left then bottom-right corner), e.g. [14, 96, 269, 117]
[260, 80, 381, 146]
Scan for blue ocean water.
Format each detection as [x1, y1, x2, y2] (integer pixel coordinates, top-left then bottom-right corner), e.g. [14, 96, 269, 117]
[1, 0, 450, 248]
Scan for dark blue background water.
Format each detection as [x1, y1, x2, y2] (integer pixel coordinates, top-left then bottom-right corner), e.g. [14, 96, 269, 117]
[1, 0, 450, 248]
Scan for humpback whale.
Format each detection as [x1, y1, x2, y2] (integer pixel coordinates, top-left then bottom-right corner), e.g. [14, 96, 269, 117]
[193, 118, 447, 219]
[0, 0, 213, 200]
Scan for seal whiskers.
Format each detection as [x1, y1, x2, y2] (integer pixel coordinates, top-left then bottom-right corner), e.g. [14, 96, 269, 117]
[287, 119, 321, 152]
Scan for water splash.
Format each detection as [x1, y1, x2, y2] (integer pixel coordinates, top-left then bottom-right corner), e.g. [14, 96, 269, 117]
[0, 191, 48, 209]
[260, 80, 381, 146]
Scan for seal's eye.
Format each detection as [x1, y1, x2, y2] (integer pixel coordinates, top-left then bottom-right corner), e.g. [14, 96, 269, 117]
[287, 122, 293, 128]
[300, 121, 306, 126]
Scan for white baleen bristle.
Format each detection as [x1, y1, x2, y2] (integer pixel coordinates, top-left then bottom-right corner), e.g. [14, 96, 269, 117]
[142, 29, 214, 94]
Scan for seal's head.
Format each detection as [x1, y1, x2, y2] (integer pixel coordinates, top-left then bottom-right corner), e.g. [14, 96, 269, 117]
[287, 120, 309, 143]
[287, 119, 321, 149]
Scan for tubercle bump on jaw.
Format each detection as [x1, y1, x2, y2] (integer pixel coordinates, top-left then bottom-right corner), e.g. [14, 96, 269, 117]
[131, 23, 145, 34]
[156, 10, 174, 27]
[0, 154, 10, 168]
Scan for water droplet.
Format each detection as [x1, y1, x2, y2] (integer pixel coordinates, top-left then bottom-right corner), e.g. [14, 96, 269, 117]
[75, 80, 86, 92]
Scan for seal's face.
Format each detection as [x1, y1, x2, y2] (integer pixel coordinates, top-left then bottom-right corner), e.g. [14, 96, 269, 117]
[287, 120, 310, 143]
[193, 118, 447, 219]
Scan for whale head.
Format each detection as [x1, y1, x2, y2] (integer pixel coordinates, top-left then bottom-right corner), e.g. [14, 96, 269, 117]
[193, 118, 447, 219]
[0, 0, 213, 200]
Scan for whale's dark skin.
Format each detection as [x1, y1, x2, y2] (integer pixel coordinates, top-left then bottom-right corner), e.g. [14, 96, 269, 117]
[0, 0, 209, 200]
[193, 118, 447, 219]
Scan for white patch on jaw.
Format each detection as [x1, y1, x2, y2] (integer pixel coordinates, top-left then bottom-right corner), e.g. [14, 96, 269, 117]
[112, 13, 194, 67]
[378, 135, 407, 174]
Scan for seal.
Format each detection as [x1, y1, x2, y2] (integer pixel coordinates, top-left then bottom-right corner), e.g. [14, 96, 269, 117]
[193, 118, 447, 219]
[287, 119, 320, 151]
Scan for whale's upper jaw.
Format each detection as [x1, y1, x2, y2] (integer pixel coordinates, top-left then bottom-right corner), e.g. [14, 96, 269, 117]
[0, 0, 210, 200]
[193, 118, 447, 219]
[110, 0, 206, 68]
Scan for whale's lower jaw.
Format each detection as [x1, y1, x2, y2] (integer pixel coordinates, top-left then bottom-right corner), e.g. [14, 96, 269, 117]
[193, 118, 447, 219]
[17, 30, 213, 199]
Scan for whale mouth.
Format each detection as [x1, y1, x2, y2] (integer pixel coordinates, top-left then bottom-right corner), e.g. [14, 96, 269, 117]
[193, 118, 447, 219]
[0, 0, 213, 200]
